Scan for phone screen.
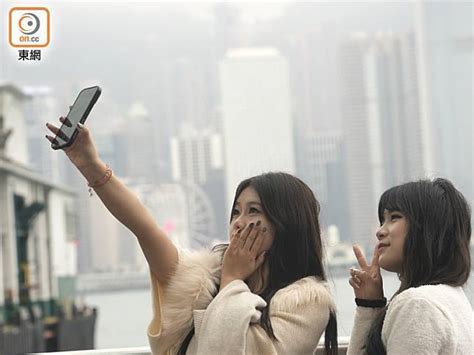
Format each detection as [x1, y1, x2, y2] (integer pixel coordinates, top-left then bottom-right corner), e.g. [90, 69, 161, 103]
[54, 86, 100, 147]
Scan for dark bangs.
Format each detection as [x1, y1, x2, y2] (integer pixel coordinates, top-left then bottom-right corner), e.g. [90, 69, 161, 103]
[378, 183, 415, 225]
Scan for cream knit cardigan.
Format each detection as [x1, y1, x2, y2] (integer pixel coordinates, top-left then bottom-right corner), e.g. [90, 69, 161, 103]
[147, 249, 336, 354]
[347, 284, 473, 354]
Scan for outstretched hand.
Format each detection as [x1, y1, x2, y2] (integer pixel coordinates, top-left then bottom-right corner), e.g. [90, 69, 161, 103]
[220, 222, 267, 290]
[349, 244, 384, 300]
[45, 115, 100, 169]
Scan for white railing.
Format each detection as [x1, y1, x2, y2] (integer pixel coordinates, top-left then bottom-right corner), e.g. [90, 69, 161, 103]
[33, 337, 351, 354]
[33, 347, 151, 355]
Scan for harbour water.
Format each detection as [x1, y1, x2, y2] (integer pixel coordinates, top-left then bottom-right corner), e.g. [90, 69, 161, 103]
[85, 273, 474, 349]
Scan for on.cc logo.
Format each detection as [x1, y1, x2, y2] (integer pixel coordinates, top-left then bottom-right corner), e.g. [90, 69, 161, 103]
[18, 12, 41, 35]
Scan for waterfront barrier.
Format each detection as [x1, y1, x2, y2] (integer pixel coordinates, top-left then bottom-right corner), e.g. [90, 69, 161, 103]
[32, 337, 351, 354]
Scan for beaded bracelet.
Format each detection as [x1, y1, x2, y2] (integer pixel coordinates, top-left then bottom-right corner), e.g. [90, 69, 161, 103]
[355, 297, 387, 308]
[87, 164, 113, 196]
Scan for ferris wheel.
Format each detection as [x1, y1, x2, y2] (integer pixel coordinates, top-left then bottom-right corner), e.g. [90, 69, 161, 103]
[180, 182, 217, 248]
[137, 182, 216, 249]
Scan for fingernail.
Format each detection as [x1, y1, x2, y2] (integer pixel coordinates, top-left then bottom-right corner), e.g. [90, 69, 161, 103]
[46, 123, 49, 127]
[249, 222, 254, 228]
[262, 227, 267, 233]
[77, 122, 84, 129]
[256, 220, 261, 226]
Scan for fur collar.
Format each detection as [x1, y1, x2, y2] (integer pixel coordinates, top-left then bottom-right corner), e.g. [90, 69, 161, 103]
[153, 249, 334, 354]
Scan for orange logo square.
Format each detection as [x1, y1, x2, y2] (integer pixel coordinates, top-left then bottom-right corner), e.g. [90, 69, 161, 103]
[9, 7, 50, 48]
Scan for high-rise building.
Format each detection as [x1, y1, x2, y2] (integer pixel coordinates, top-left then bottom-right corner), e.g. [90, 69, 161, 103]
[220, 47, 295, 207]
[303, 132, 342, 203]
[124, 102, 157, 184]
[284, 31, 342, 133]
[23, 86, 70, 184]
[301, 132, 350, 241]
[372, 32, 425, 186]
[170, 123, 226, 245]
[339, 32, 424, 247]
[415, 1, 473, 206]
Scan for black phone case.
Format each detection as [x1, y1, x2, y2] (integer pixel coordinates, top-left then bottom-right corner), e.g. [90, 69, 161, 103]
[52, 85, 102, 150]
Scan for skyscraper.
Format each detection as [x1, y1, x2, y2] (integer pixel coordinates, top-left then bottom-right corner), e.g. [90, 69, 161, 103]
[220, 47, 295, 207]
[303, 131, 350, 242]
[170, 123, 226, 245]
[415, 1, 473, 206]
[23, 86, 69, 184]
[339, 32, 424, 247]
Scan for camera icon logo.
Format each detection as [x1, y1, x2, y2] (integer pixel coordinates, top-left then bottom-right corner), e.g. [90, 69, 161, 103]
[9, 7, 50, 48]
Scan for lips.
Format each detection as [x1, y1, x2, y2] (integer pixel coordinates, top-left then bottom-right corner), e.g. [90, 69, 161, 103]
[378, 243, 389, 250]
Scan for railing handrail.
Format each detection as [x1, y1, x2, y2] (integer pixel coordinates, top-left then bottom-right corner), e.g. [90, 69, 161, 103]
[32, 337, 352, 354]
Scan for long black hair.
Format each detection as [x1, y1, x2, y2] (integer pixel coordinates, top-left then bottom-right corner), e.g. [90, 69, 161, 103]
[365, 178, 471, 354]
[179, 172, 337, 354]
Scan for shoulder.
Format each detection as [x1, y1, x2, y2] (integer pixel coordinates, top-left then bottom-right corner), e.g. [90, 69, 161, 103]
[391, 284, 469, 311]
[388, 285, 443, 314]
[382, 285, 470, 350]
[385, 284, 464, 328]
[270, 276, 335, 313]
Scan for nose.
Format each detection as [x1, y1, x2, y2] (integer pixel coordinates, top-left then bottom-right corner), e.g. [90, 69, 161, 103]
[231, 215, 246, 232]
[376, 224, 388, 240]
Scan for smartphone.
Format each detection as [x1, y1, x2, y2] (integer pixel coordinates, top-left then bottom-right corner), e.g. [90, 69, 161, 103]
[51, 85, 101, 150]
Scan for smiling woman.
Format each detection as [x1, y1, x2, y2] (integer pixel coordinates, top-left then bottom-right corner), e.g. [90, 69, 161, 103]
[347, 178, 472, 354]
[374, 209, 408, 273]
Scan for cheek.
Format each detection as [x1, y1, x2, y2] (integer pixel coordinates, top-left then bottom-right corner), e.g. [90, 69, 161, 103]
[260, 230, 275, 251]
[379, 243, 404, 272]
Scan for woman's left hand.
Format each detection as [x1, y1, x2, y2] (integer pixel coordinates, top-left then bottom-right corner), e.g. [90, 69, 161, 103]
[349, 244, 384, 300]
[220, 222, 267, 290]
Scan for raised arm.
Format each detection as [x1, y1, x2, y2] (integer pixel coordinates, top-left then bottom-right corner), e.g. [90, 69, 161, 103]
[46, 118, 178, 286]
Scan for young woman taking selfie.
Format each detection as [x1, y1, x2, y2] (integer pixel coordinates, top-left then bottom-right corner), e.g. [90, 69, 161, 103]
[46, 117, 338, 354]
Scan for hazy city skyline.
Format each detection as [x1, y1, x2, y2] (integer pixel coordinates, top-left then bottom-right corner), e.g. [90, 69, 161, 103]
[1, 1, 472, 273]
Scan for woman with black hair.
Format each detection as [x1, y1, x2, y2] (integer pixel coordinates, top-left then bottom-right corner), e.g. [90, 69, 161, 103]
[347, 178, 472, 354]
[46, 120, 338, 354]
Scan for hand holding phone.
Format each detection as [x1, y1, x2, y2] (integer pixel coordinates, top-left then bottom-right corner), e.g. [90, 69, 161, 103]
[46, 86, 102, 169]
[50, 85, 101, 150]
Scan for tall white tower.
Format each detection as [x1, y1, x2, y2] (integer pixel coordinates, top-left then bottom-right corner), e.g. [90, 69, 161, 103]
[339, 32, 424, 248]
[220, 47, 295, 207]
[415, 1, 473, 205]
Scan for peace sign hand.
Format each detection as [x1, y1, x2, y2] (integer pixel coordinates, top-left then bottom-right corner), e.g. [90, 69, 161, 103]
[349, 244, 384, 300]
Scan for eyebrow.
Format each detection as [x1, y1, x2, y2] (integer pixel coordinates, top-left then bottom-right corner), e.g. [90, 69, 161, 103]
[235, 201, 262, 207]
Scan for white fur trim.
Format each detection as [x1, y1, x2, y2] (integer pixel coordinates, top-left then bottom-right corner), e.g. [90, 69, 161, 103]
[270, 276, 335, 314]
[157, 249, 222, 353]
[150, 249, 335, 354]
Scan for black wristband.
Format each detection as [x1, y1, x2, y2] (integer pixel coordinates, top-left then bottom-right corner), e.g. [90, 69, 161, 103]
[355, 297, 387, 308]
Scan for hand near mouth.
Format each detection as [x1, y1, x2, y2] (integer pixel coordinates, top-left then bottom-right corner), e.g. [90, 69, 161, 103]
[349, 244, 384, 300]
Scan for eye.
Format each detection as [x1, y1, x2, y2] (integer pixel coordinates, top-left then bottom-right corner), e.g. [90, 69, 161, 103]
[249, 207, 260, 214]
[231, 208, 240, 217]
[391, 213, 402, 221]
